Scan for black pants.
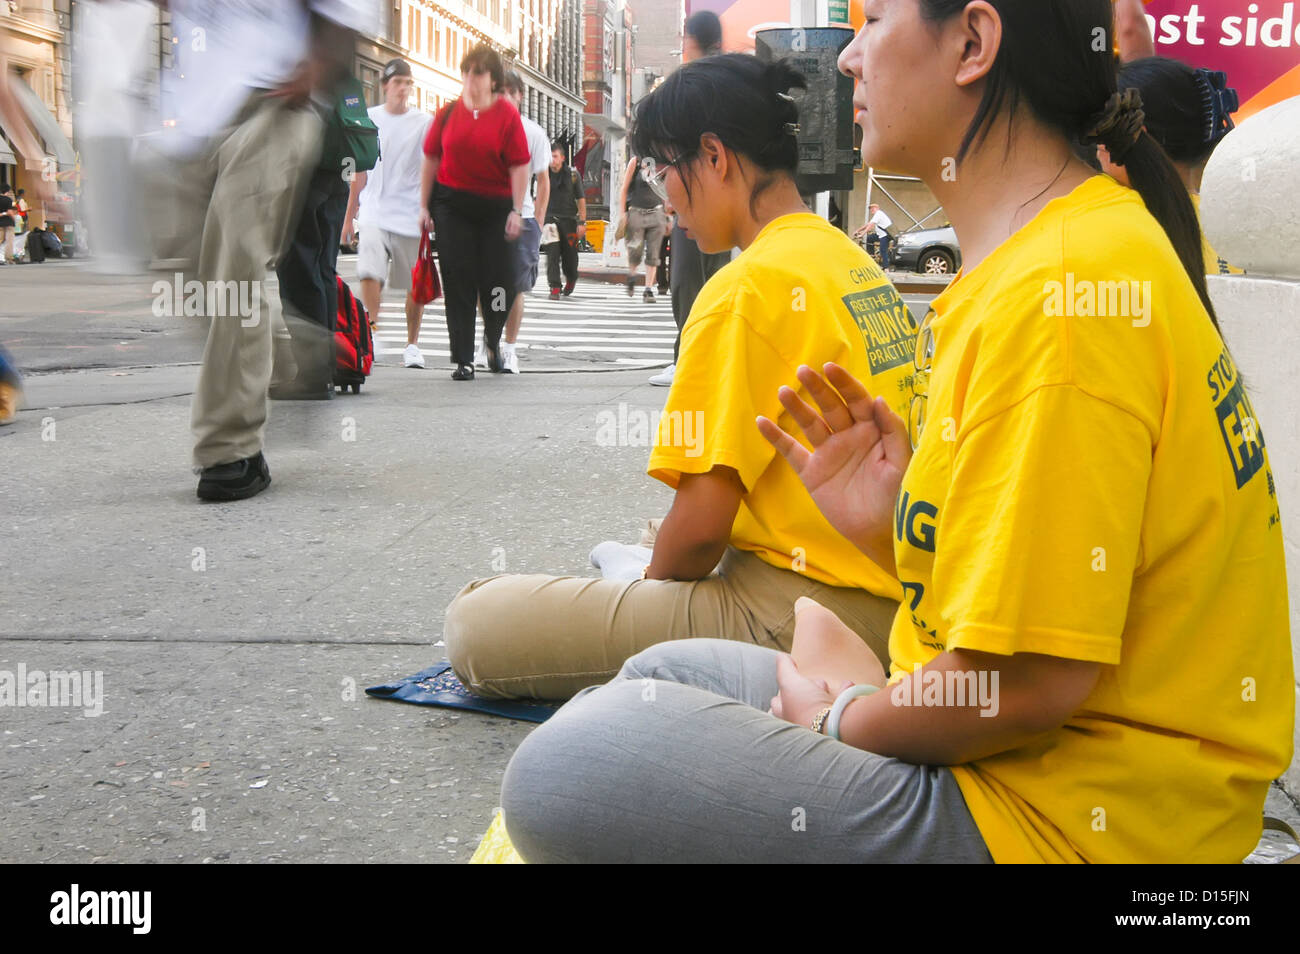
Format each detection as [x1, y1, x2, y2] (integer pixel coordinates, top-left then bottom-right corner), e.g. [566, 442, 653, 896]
[432, 183, 514, 366]
[545, 216, 579, 290]
[669, 223, 730, 362]
[276, 165, 350, 385]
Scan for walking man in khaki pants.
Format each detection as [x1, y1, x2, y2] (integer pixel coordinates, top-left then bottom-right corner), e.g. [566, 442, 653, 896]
[144, 0, 377, 501]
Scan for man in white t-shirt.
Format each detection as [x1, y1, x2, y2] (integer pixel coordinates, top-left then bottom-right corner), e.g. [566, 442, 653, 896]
[342, 58, 432, 368]
[865, 202, 894, 268]
[477, 71, 550, 375]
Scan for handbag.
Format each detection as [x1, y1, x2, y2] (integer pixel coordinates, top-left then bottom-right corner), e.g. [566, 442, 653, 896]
[410, 232, 442, 307]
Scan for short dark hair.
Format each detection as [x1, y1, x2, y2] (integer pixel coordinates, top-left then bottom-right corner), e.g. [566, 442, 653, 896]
[631, 54, 805, 212]
[550, 141, 565, 154]
[685, 11, 722, 53]
[1118, 57, 1236, 164]
[502, 70, 525, 97]
[461, 43, 505, 92]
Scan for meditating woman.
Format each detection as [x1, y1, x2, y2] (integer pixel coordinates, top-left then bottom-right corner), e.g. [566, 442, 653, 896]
[442, 54, 919, 700]
[497, 0, 1292, 862]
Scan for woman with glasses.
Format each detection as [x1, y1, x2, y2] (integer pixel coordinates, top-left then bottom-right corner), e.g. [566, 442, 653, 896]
[497, 0, 1290, 863]
[419, 44, 531, 381]
[440, 54, 916, 700]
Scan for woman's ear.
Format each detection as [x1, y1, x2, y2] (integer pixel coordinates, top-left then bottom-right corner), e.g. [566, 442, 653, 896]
[699, 133, 728, 180]
[953, 0, 1002, 89]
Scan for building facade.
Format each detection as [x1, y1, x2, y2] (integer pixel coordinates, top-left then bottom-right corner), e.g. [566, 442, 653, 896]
[1, 0, 75, 216]
[357, 1, 584, 144]
[578, 0, 634, 221]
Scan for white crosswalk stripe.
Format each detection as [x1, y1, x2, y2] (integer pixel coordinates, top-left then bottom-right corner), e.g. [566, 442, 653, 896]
[369, 278, 677, 368]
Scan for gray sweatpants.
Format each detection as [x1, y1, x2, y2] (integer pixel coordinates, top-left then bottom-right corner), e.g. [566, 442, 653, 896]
[500, 639, 993, 863]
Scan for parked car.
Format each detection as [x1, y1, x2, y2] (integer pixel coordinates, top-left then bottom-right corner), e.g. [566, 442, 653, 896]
[892, 225, 961, 275]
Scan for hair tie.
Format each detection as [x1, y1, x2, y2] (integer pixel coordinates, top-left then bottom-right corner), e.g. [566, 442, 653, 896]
[1085, 88, 1146, 165]
[1195, 68, 1239, 145]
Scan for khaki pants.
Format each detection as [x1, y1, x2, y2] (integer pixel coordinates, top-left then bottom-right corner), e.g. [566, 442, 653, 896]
[142, 94, 324, 469]
[444, 542, 898, 701]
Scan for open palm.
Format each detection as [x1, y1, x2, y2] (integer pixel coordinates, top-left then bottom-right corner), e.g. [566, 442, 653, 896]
[757, 363, 911, 566]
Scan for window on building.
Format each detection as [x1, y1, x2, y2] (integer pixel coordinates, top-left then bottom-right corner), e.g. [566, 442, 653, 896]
[407, 5, 414, 48]
[415, 9, 422, 53]
[428, 17, 434, 58]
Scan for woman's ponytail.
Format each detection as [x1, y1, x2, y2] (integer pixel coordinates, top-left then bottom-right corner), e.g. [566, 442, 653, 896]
[1086, 88, 1221, 332]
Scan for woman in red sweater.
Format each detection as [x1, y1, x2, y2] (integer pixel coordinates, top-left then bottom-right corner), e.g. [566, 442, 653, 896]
[419, 45, 531, 380]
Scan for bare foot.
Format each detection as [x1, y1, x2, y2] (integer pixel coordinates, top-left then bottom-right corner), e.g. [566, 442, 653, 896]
[789, 597, 888, 690]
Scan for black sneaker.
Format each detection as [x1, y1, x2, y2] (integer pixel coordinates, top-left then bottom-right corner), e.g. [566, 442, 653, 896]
[485, 341, 504, 374]
[562, 282, 575, 297]
[451, 364, 475, 381]
[625, 280, 635, 297]
[643, 288, 656, 303]
[196, 451, 271, 502]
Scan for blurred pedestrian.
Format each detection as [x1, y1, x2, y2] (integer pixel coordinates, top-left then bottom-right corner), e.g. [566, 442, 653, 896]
[489, 70, 551, 374]
[343, 57, 430, 370]
[419, 43, 531, 381]
[275, 68, 383, 400]
[0, 345, 21, 425]
[653, 7, 729, 387]
[617, 155, 667, 301]
[139, 0, 375, 501]
[544, 143, 586, 298]
[0, 186, 14, 264]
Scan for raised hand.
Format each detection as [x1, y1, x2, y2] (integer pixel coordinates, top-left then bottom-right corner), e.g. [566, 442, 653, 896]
[756, 363, 911, 569]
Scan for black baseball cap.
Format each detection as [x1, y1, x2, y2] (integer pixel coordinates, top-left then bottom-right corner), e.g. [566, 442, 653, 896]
[382, 58, 412, 83]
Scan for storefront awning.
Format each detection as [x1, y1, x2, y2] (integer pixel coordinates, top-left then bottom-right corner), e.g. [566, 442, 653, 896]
[11, 80, 75, 170]
[0, 136, 15, 165]
[582, 113, 626, 137]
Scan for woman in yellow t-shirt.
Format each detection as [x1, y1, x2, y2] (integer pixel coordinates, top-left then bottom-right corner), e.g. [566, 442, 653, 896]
[497, 0, 1291, 863]
[441, 54, 915, 701]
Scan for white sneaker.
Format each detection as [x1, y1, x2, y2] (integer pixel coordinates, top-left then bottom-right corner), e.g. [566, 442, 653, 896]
[649, 363, 675, 387]
[473, 340, 489, 369]
[501, 342, 519, 374]
[403, 344, 425, 368]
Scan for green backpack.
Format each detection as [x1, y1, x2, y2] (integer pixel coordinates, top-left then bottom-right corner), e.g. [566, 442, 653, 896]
[322, 76, 380, 177]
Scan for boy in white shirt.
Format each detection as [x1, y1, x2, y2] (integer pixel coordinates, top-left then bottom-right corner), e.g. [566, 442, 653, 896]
[342, 58, 432, 368]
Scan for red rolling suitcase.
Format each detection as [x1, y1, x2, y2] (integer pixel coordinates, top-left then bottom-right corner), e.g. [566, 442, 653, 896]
[334, 276, 373, 393]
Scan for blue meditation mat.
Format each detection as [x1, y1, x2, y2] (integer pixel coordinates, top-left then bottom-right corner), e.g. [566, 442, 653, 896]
[366, 661, 558, 723]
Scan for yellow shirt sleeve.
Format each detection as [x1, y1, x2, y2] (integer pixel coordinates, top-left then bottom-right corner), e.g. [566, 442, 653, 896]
[647, 303, 790, 493]
[935, 384, 1153, 664]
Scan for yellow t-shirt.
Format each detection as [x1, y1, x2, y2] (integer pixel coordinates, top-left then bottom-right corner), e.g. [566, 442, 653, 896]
[1191, 193, 1243, 275]
[648, 212, 915, 598]
[890, 175, 1292, 863]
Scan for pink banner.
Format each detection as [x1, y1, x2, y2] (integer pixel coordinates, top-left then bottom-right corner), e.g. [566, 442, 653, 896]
[1143, 1, 1300, 118]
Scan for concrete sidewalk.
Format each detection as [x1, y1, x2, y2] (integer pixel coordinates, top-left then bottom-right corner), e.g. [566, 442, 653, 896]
[2, 352, 1297, 863]
[1, 360, 673, 862]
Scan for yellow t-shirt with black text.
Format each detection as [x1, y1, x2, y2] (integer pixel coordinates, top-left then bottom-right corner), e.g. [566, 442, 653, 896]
[890, 175, 1292, 863]
[648, 213, 916, 599]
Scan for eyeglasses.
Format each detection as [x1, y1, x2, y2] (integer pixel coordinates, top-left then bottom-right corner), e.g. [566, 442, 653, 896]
[907, 308, 935, 452]
[641, 153, 694, 202]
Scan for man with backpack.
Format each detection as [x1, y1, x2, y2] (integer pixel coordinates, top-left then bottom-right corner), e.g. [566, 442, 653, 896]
[342, 58, 431, 369]
[272, 65, 380, 400]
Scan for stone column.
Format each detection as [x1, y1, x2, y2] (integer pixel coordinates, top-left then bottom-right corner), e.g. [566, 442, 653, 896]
[1201, 93, 1300, 804]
